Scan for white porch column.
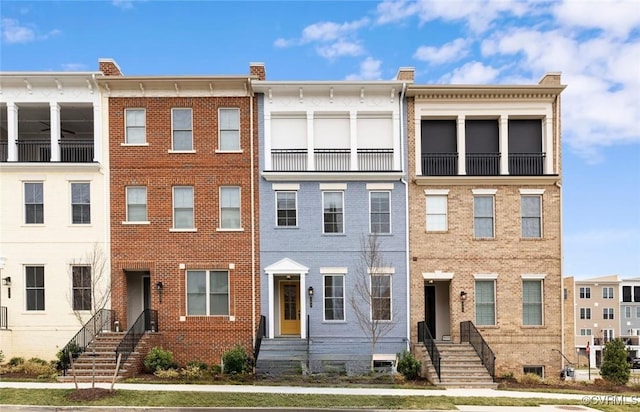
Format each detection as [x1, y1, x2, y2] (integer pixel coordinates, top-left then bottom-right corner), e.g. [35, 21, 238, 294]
[349, 111, 357, 171]
[392, 111, 401, 171]
[50, 102, 61, 161]
[93, 102, 101, 162]
[300, 272, 307, 340]
[499, 115, 509, 175]
[457, 115, 466, 175]
[264, 113, 272, 170]
[6, 102, 18, 161]
[544, 116, 553, 174]
[306, 111, 314, 171]
[267, 272, 275, 338]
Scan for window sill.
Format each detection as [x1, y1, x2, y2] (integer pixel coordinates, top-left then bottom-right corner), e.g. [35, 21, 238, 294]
[322, 320, 347, 324]
[216, 228, 244, 232]
[70, 224, 92, 227]
[520, 237, 543, 240]
[121, 143, 149, 147]
[521, 325, 546, 329]
[474, 237, 496, 241]
[169, 228, 197, 232]
[122, 221, 151, 225]
[369, 232, 393, 236]
[168, 149, 196, 154]
[275, 226, 299, 229]
[21, 224, 46, 227]
[322, 233, 346, 236]
[477, 325, 499, 329]
[215, 149, 243, 154]
[426, 230, 449, 234]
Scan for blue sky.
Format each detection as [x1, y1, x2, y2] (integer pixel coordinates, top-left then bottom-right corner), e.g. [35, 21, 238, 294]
[1, 0, 639, 279]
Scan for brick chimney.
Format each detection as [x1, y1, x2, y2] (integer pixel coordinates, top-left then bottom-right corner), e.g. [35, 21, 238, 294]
[99, 58, 122, 76]
[396, 67, 415, 82]
[250, 62, 265, 80]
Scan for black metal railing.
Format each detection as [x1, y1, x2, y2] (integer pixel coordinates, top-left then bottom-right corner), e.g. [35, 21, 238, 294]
[0, 142, 7, 162]
[115, 309, 158, 365]
[60, 309, 115, 373]
[253, 315, 266, 363]
[271, 149, 308, 171]
[60, 140, 94, 162]
[417, 321, 441, 382]
[460, 321, 495, 381]
[509, 153, 545, 175]
[0, 306, 7, 329]
[357, 148, 394, 171]
[466, 153, 500, 176]
[306, 314, 310, 371]
[314, 148, 350, 171]
[421, 153, 458, 176]
[16, 140, 51, 162]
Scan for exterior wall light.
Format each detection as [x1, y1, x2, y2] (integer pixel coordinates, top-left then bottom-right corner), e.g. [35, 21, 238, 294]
[156, 281, 164, 303]
[308, 286, 314, 308]
[460, 291, 467, 312]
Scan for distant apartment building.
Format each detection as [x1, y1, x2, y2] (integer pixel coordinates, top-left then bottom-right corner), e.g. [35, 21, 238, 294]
[407, 74, 566, 379]
[96, 59, 261, 365]
[0, 70, 109, 358]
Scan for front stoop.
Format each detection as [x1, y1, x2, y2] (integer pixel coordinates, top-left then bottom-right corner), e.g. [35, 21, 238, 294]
[255, 338, 307, 376]
[415, 342, 497, 388]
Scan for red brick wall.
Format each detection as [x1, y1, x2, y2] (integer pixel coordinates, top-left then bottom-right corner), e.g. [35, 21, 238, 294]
[109, 95, 260, 366]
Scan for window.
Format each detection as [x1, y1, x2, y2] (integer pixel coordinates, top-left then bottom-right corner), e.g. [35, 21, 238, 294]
[475, 280, 495, 326]
[173, 186, 194, 229]
[603, 329, 614, 341]
[637, 307, 640, 318]
[623, 286, 631, 302]
[625, 306, 632, 318]
[25, 266, 45, 311]
[276, 191, 297, 227]
[521, 195, 542, 238]
[580, 329, 592, 336]
[426, 195, 447, 231]
[24, 182, 44, 224]
[172, 108, 193, 150]
[523, 366, 543, 378]
[579, 287, 591, 299]
[370, 191, 390, 234]
[522, 280, 543, 325]
[474, 195, 494, 238]
[603, 308, 614, 320]
[371, 274, 391, 321]
[125, 109, 146, 144]
[220, 186, 241, 229]
[324, 275, 345, 321]
[186, 270, 229, 316]
[219, 108, 240, 151]
[126, 187, 147, 222]
[635, 286, 640, 302]
[71, 183, 91, 224]
[602, 287, 614, 299]
[72, 266, 91, 311]
[579, 307, 591, 320]
[323, 191, 344, 234]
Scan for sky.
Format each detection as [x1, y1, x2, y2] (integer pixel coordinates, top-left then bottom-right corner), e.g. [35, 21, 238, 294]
[1, 0, 639, 279]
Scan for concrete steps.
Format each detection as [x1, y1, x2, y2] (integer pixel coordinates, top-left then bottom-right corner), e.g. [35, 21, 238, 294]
[256, 338, 308, 376]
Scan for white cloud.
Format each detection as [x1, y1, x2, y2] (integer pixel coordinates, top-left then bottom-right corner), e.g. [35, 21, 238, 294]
[346, 57, 383, 80]
[441, 61, 499, 84]
[301, 18, 369, 43]
[274, 38, 294, 48]
[1, 18, 35, 43]
[61, 63, 88, 71]
[413, 38, 469, 64]
[317, 40, 365, 59]
[112, 0, 134, 9]
[552, 0, 640, 39]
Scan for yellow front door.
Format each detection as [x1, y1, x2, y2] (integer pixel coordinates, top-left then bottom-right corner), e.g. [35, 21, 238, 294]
[280, 281, 300, 335]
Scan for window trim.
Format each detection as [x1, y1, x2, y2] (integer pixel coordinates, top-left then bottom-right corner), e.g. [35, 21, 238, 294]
[473, 193, 495, 239]
[72, 265, 92, 311]
[603, 307, 614, 320]
[217, 107, 241, 152]
[579, 307, 591, 320]
[70, 182, 91, 225]
[369, 190, 391, 234]
[25, 265, 45, 311]
[275, 190, 298, 228]
[425, 190, 448, 232]
[579, 287, 591, 299]
[323, 274, 346, 322]
[172, 186, 194, 230]
[125, 186, 149, 224]
[171, 107, 194, 151]
[522, 278, 544, 326]
[185, 269, 230, 316]
[322, 190, 345, 234]
[520, 194, 542, 238]
[219, 186, 242, 231]
[124, 108, 146, 145]
[475, 279, 496, 326]
[370, 273, 392, 322]
[24, 181, 44, 225]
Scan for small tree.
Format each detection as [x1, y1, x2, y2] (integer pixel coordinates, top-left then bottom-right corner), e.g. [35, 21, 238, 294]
[350, 234, 399, 371]
[600, 338, 630, 385]
[67, 243, 111, 325]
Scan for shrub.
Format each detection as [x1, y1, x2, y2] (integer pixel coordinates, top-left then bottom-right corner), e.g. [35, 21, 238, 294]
[22, 359, 56, 376]
[181, 364, 204, 380]
[154, 368, 179, 379]
[55, 342, 82, 371]
[0, 350, 4, 364]
[144, 347, 176, 372]
[498, 372, 516, 383]
[518, 373, 542, 385]
[210, 364, 222, 375]
[222, 345, 250, 374]
[8, 357, 25, 366]
[28, 357, 48, 365]
[600, 338, 630, 385]
[186, 360, 208, 371]
[396, 350, 421, 380]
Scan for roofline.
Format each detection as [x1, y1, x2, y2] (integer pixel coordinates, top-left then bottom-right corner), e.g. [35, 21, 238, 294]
[407, 84, 566, 96]
[0, 72, 103, 77]
[95, 75, 251, 82]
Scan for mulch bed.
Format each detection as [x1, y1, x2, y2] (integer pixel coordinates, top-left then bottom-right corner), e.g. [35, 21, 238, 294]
[65, 388, 115, 401]
[499, 381, 639, 393]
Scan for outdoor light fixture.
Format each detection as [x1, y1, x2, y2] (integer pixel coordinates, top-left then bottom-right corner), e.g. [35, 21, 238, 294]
[308, 286, 314, 308]
[2, 277, 11, 286]
[156, 281, 164, 303]
[460, 291, 467, 312]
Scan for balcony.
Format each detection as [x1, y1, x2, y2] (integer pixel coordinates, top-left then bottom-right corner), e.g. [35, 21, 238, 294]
[421, 153, 458, 176]
[509, 153, 545, 176]
[271, 149, 308, 171]
[357, 149, 393, 171]
[466, 153, 500, 176]
[420, 152, 546, 176]
[0, 139, 94, 163]
[269, 148, 394, 172]
[315, 149, 350, 171]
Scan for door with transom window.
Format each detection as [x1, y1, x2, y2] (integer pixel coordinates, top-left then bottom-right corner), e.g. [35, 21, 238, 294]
[279, 281, 300, 335]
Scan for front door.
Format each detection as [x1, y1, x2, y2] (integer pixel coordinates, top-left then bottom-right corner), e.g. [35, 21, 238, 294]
[424, 285, 436, 339]
[280, 281, 300, 335]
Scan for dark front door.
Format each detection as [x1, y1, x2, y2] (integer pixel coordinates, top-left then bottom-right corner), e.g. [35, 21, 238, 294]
[143, 276, 152, 330]
[424, 285, 436, 339]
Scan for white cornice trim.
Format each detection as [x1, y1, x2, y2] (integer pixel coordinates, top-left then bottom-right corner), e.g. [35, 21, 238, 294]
[262, 171, 404, 182]
[413, 175, 560, 186]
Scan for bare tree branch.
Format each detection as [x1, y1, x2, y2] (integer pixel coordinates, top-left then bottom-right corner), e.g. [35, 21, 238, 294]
[67, 243, 111, 325]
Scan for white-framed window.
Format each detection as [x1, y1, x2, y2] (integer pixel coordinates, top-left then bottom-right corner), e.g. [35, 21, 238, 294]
[603, 329, 614, 341]
[172, 108, 193, 151]
[523, 365, 544, 378]
[370, 191, 390, 234]
[371, 274, 391, 321]
[426, 195, 447, 231]
[579, 287, 591, 299]
[603, 307, 614, 320]
[220, 186, 241, 229]
[276, 191, 297, 227]
[625, 306, 632, 318]
[24, 182, 44, 224]
[173, 186, 194, 229]
[25, 265, 45, 311]
[126, 186, 147, 222]
[521, 195, 542, 238]
[602, 287, 614, 299]
[72, 266, 91, 311]
[522, 280, 543, 325]
[323, 275, 345, 321]
[218, 108, 240, 151]
[579, 307, 591, 319]
[580, 329, 592, 336]
[474, 195, 494, 238]
[637, 307, 640, 318]
[323, 191, 344, 234]
[186, 270, 229, 316]
[71, 182, 91, 224]
[475, 280, 496, 326]
[125, 108, 146, 144]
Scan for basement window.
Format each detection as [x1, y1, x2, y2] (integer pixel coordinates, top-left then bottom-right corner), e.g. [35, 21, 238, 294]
[523, 365, 544, 378]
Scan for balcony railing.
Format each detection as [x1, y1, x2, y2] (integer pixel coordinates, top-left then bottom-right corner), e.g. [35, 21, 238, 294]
[271, 149, 308, 171]
[421, 153, 458, 176]
[466, 153, 500, 176]
[509, 153, 545, 176]
[3, 140, 95, 163]
[357, 148, 394, 171]
[315, 149, 350, 171]
[0, 142, 7, 162]
[16, 140, 51, 162]
[60, 140, 94, 162]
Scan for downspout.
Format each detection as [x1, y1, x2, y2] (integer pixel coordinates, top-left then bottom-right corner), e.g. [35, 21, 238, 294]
[556, 91, 564, 370]
[249, 79, 257, 345]
[399, 82, 410, 351]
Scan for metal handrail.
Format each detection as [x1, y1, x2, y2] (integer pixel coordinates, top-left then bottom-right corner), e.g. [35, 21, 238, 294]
[417, 321, 441, 382]
[306, 314, 310, 371]
[60, 309, 115, 374]
[253, 315, 266, 363]
[115, 309, 158, 365]
[460, 321, 495, 381]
